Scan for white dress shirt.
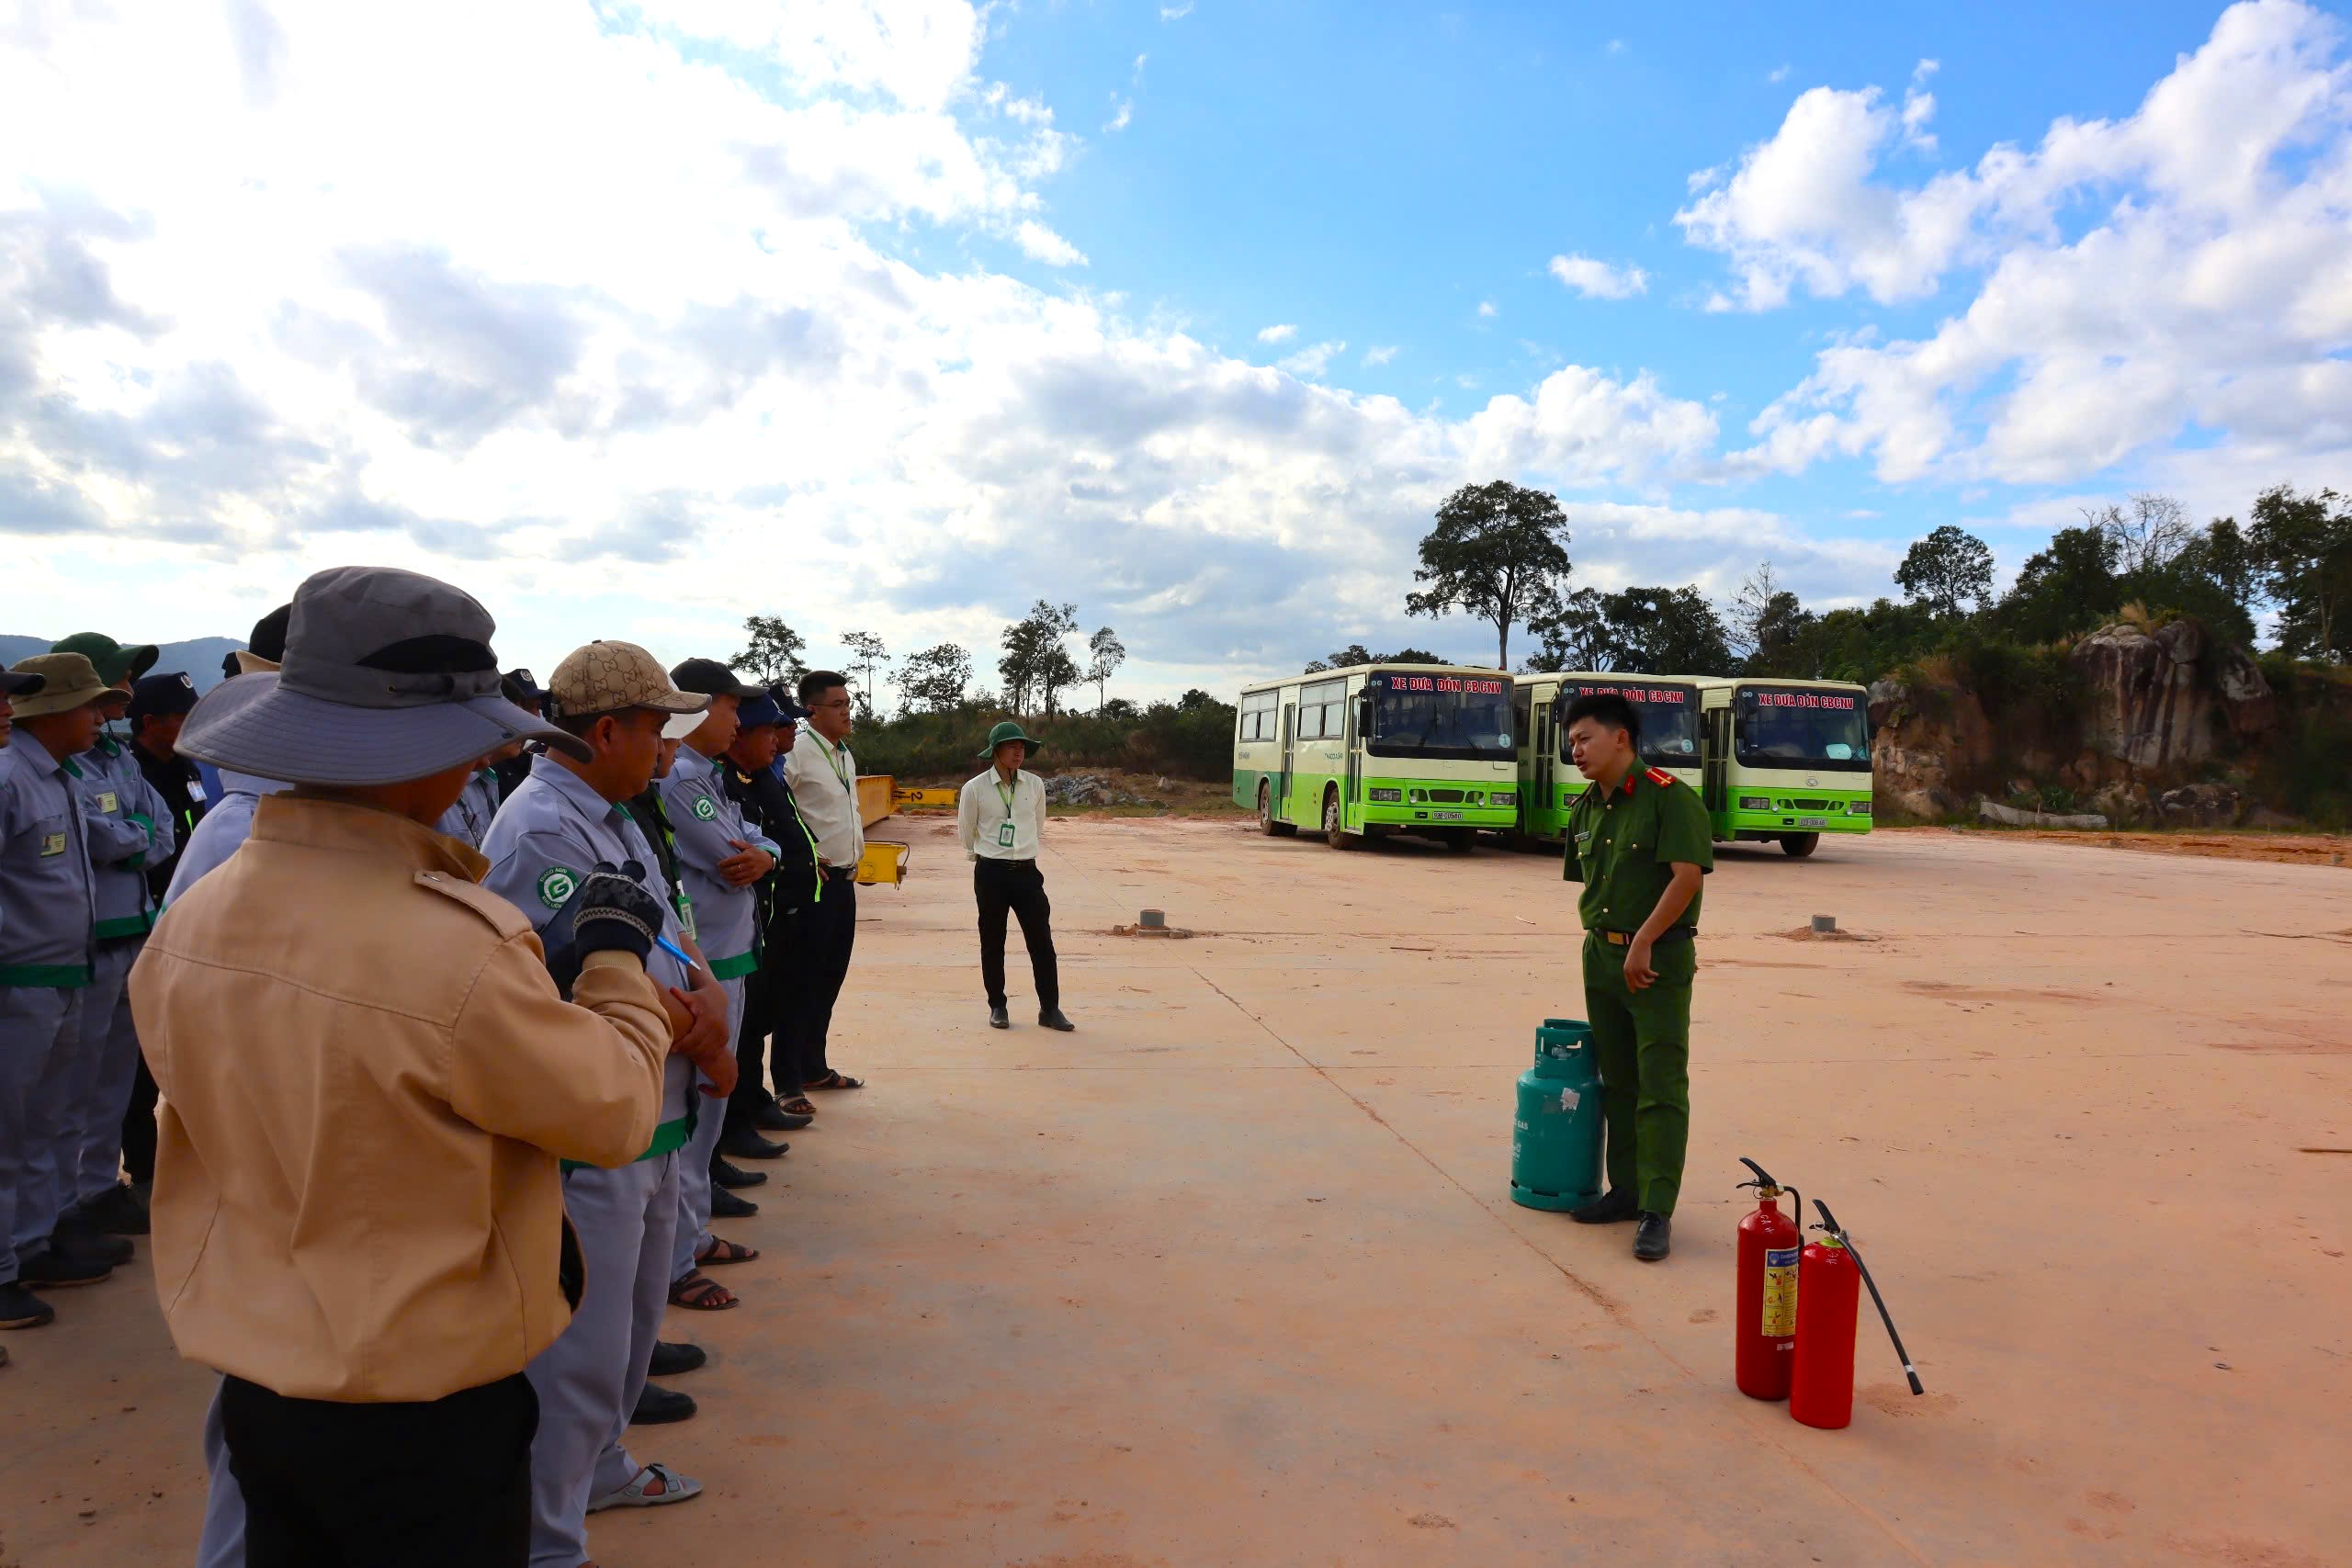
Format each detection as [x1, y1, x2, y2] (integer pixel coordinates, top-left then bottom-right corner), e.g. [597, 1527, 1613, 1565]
[958, 768, 1046, 862]
[786, 728, 865, 868]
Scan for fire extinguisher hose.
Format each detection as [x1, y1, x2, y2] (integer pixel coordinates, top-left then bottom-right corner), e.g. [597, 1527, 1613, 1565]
[1813, 1199, 1925, 1396]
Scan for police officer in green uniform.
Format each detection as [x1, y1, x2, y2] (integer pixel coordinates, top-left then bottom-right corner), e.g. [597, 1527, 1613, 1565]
[1558, 691, 1712, 1261]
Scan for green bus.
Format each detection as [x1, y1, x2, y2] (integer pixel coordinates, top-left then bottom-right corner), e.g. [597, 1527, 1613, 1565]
[1233, 664, 1518, 850]
[1510, 672, 1704, 848]
[1696, 677, 1874, 857]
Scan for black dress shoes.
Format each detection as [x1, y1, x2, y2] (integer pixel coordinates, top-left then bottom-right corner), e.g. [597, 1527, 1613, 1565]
[1567, 1188, 1639, 1224]
[710, 1157, 766, 1190]
[1634, 1212, 1673, 1261]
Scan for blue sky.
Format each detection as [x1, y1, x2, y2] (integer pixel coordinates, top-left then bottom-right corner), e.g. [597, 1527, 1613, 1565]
[5, 0, 2348, 699]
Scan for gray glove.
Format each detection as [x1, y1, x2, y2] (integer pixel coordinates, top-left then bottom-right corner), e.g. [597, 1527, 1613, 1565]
[542, 860, 663, 996]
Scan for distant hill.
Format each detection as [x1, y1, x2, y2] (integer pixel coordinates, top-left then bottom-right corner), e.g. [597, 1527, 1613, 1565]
[0, 635, 246, 693]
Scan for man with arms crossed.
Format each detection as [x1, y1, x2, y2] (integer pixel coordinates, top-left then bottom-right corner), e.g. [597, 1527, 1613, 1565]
[1558, 692, 1712, 1263]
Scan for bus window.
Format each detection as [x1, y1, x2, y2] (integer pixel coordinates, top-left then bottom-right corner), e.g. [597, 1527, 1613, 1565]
[1734, 686, 1870, 770]
[1365, 673, 1513, 761]
[1238, 689, 1278, 740]
[1553, 681, 1701, 766]
[1298, 679, 1345, 740]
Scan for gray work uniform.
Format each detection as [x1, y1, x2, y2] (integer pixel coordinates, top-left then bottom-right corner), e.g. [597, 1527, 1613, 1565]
[160, 765, 290, 1568]
[482, 753, 693, 1568]
[0, 732, 96, 1284]
[433, 766, 502, 850]
[66, 735, 172, 1210]
[656, 748, 775, 1280]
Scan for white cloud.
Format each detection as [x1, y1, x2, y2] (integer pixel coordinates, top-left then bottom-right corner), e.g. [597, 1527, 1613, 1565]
[1547, 253, 1650, 299]
[1103, 99, 1133, 132]
[1256, 322, 1298, 343]
[1770, 64, 1791, 84]
[1014, 220, 1089, 266]
[1276, 340, 1346, 378]
[0, 0, 1737, 692]
[1606, 39, 1626, 56]
[1362, 344, 1398, 367]
[1159, 2, 1194, 18]
[1476, 299, 1498, 318]
[1719, 0, 2352, 486]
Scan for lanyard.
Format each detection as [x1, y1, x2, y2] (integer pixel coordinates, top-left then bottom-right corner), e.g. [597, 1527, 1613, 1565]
[995, 775, 1017, 820]
[809, 732, 853, 796]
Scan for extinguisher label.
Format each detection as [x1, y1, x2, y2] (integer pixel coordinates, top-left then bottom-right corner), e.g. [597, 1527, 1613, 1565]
[1761, 1247, 1799, 1338]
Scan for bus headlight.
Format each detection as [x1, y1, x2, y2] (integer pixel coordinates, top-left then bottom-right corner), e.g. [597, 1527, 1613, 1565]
[1848, 800, 1871, 816]
[1738, 795, 1772, 811]
[1489, 791, 1516, 807]
[1368, 787, 1401, 803]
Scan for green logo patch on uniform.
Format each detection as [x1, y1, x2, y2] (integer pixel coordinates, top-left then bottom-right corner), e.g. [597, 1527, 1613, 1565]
[537, 866, 580, 908]
[692, 796, 717, 821]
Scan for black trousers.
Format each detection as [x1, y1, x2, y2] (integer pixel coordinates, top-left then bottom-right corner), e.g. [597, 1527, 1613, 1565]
[726, 906, 793, 1131]
[780, 876, 857, 1088]
[975, 858, 1058, 1011]
[220, 1371, 537, 1568]
[120, 1053, 159, 1184]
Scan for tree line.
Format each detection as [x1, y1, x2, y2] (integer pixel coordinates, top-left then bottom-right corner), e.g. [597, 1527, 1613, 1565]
[729, 600, 1129, 721]
[1395, 479, 2351, 683]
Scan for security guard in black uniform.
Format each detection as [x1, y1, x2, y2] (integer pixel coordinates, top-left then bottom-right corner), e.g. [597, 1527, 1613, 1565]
[1558, 691, 1712, 1261]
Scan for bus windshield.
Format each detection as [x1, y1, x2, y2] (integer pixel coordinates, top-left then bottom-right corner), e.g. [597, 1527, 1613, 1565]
[1366, 671, 1514, 761]
[1735, 685, 1870, 773]
[1553, 680, 1702, 769]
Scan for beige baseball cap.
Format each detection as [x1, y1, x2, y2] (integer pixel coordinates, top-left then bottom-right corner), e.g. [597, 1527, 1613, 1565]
[546, 641, 709, 720]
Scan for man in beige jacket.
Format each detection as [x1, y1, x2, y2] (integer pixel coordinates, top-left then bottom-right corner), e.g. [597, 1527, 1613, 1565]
[131, 566, 694, 1568]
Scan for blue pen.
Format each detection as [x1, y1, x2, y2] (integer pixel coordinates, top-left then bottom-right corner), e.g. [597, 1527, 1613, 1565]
[654, 934, 701, 975]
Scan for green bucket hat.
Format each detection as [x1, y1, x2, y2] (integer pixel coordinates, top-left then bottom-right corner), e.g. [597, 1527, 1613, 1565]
[977, 719, 1045, 759]
[51, 632, 159, 687]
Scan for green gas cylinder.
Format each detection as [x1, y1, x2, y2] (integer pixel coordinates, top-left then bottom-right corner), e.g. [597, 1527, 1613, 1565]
[1510, 1018, 1604, 1211]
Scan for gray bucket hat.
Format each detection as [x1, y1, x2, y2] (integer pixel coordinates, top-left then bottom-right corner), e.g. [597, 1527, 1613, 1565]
[176, 566, 592, 785]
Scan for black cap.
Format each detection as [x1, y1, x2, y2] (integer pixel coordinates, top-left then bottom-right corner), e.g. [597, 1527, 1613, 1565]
[501, 668, 542, 714]
[127, 671, 200, 721]
[670, 658, 763, 699]
[248, 603, 294, 664]
[0, 669, 45, 697]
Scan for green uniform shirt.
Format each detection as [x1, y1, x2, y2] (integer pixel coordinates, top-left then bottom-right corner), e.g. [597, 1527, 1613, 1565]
[1562, 766, 1713, 931]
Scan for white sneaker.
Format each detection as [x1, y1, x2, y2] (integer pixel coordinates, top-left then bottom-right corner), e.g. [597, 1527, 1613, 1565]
[587, 1461, 704, 1512]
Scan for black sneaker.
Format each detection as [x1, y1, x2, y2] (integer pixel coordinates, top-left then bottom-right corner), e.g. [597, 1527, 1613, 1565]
[710, 1158, 766, 1190]
[720, 1126, 788, 1161]
[710, 1188, 759, 1220]
[630, 1383, 697, 1426]
[80, 1185, 150, 1237]
[0, 1281, 57, 1329]
[647, 1340, 707, 1378]
[1634, 1212, 1673, 1262]
[51, 1221, 133, 1267]
[17, 1247, 112, 1289]
[753, 1102, 813, 1132]
[1038, 1009, 1075, 1032]
[988, 1004, 1010, 1030]
[1567, 1189, 1639, 1225]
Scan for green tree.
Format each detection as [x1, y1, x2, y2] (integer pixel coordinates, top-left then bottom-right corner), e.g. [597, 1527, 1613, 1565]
[899, 643, 971, 714]
[999, 600, 1080, 715]
[842, 630, 889, 720]
[1597, 586, 1734, 674]
[1729, 562, 1817, 676]
[1786, 598, 1941, 684]
[732, 614, 807, 686]
[1995, 526, 2119, 644]
[2251, 484, 2352, 660]
[1405, 480, 1573, 670]
[1086, 626, 1126, 713]
[1521, 586, 1615, 671]
[1894, 525, 1996, 618]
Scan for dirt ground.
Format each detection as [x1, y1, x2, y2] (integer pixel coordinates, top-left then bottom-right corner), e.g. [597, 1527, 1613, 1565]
[1927, 823, 2351, 870]
[6, 818, 2348, 1566]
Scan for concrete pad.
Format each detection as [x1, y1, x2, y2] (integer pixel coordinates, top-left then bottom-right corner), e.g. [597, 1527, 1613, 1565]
[4, 818, 2345, 1566]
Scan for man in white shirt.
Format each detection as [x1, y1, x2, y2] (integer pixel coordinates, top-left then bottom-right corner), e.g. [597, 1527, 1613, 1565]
[778, 671, 866, 1092]
[957, 721, 1072, 1032]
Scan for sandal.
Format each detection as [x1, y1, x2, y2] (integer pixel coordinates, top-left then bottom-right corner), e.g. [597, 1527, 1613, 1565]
[667, 1270, 738, 1311]
[588, 1461, 704, 1512]
[695, 1236, 759, 1267]
[780, 1096, 817, 1117]
[804, 1071, 865, 1090]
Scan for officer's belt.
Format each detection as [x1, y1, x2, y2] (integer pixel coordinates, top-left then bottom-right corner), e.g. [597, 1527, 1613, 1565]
[1591, 926, 1693, 948]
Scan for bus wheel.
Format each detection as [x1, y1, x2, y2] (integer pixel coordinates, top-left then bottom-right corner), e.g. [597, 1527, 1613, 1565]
[1259, 781, 1295, 837]
[1324, 788, 1358, 850]
[1444, 829, 1475, 854]
[1781, 832, 1820, 858]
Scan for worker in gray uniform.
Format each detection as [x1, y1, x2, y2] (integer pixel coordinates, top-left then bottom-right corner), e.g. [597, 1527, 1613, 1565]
[435, 741, 522, 849]
[47, 636, 173, 1259]
[481, 639, 737, 1563]
[658, 658, 776, 1314]
[0, 652, 112, 1329]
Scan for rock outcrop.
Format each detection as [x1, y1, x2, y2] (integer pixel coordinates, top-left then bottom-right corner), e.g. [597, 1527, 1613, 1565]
[2067, 619, 2274, 771]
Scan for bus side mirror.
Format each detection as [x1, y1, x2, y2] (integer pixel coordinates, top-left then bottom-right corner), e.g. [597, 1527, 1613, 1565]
[1356, 692, 1374, 733]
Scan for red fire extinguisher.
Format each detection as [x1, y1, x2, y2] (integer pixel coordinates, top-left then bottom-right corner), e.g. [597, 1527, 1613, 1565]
[1734, 1157, 1802, 1401]
[1789, 1199, 1925, 1431]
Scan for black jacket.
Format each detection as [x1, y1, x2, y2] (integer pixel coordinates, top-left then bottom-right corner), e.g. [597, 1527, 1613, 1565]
[722, 759, 822, 923]
[131, 737, 208, 903]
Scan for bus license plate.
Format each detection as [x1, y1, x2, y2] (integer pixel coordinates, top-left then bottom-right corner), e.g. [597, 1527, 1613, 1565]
[1430, 809, 1463, 821]
[1795, 816, 1828, 828]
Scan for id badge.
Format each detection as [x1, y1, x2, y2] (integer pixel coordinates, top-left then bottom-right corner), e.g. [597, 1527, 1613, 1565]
[998, 821, 1016, 848]
[40, 833, 67, 857]
[97, 790, 119, 813]
[187, 780, 208, 803]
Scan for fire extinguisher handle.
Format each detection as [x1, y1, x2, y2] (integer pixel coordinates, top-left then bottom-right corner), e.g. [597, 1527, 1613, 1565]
[1812, 1200, 1925, 1396]
[1736, 1156, 1779, 1190]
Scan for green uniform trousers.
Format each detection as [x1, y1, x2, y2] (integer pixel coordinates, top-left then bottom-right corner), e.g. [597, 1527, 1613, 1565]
[1579, 931, 1694, 1217]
